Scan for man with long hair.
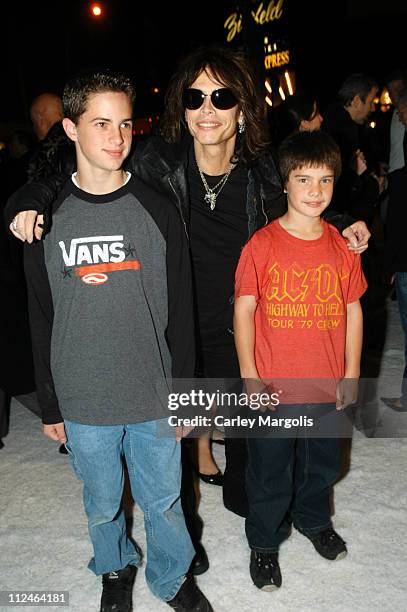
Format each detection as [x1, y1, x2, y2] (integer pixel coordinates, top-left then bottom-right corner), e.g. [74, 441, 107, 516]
[132, 46, 369, 519]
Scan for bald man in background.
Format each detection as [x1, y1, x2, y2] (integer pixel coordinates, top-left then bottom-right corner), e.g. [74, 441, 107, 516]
[30, 93, 63, 141]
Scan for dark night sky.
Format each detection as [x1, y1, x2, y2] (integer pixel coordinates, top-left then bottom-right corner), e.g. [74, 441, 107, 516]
[2, 0, 407, 128]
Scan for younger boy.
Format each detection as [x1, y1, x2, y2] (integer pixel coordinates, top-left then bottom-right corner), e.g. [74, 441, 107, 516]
[234, 130, 367, 591]
[24, 70, 212, 612]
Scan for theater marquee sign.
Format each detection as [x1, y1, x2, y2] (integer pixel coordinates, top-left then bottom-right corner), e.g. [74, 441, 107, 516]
[224, 0, 285, 43]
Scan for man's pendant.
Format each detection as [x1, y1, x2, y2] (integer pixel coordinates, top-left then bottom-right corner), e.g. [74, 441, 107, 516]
[204, 192, 216, 210]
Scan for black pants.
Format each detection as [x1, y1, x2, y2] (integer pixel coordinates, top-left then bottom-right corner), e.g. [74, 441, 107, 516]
[246, 430, 341, 552]
[199, 339, 249, 518]
[180, 440, 203, 552]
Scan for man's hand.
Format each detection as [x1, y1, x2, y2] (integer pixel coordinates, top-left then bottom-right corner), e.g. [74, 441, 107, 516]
[336, 378, 359, 410]
[43, 422, 66, 443]
[342, 220, 370, 254]
[175, 424, 195, 442]
[244, 378, 277, 413]
[352, 149, 367, 176]
[371, 173, 386, 194]
[10, 211, 44, 243]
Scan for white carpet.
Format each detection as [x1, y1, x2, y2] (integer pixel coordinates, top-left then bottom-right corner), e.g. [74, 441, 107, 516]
[1, 299, 406, 612]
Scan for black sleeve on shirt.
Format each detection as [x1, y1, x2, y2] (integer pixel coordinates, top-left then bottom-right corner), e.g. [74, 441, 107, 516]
[24, 240, 62, 424]
[165, 200, 196, 379]
[327, 169, 380, 226]
[130, 177, 195, 379]
[322, 209, 356, 234]
[4, 175, 68, 233]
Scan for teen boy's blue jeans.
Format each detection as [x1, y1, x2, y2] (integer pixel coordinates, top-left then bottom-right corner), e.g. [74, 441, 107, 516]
[245, 404, 341, 552]
[64, 419, 194, 602]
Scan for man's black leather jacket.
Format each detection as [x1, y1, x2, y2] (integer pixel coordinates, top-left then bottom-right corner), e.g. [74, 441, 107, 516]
[5, 133, 352, 237]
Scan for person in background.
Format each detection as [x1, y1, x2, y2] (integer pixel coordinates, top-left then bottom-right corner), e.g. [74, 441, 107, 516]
[30, 93, 63, 141]
[382, 84, 407, 412]
[381, 69, 407, 225]
[385, 69, 407, 177]
[324, 75, 387, 427]
[28, 92, 74, 185]
[323, 73, 383, 224]
[270, 90, 323, 145]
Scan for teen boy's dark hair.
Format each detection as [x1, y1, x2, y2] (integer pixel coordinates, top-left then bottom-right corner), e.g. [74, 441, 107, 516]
[278, 131, 342, 186]
[63, 69, 136, 123]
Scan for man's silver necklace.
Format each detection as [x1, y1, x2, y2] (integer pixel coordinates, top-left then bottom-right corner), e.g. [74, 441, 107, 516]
[197, 165, 233, 211]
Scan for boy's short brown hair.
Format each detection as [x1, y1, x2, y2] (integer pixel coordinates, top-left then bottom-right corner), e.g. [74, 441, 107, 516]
[278, 131, 342, 186]
[63, 69, 135, 124]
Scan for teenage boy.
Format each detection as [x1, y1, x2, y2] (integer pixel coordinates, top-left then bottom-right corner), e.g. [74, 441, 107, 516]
[24, 69, 213, 612]
[234, 131, 367, 592]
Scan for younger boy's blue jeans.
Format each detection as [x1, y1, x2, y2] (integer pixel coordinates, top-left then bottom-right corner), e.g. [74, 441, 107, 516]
[245, 405, 341, 552]
[64, 418, 194, 602]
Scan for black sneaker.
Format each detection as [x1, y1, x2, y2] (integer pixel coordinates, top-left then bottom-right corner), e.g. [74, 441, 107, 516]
[250, 551, 282, 591]
[302, 527, 347, 560]
[167, 573, 213, 611]
[100, 564, 137, 612]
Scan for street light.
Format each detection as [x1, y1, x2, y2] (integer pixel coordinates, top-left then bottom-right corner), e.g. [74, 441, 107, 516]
[90, 3, 103, 18]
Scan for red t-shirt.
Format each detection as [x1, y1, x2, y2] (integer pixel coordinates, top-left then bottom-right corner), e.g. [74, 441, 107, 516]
[235, 220, 367, 401]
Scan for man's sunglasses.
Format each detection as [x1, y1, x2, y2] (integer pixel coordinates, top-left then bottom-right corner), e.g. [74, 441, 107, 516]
[182, 88, 238, 110]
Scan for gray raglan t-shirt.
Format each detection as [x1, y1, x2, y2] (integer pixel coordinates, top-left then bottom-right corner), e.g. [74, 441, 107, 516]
[43, 179, 172, 425]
